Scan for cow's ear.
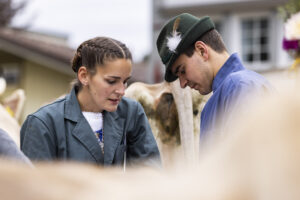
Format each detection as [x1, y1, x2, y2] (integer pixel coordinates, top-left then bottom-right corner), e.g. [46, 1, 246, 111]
[77, 66, 88, 86]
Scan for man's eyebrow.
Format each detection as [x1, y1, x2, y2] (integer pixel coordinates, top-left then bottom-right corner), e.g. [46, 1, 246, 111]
[173, 64, 182, 75]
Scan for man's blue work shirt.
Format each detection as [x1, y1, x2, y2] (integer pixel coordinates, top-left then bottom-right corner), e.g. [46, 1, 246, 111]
[200, 53, 272, 141]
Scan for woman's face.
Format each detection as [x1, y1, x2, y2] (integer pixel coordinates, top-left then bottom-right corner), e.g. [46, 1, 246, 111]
[79, 58, 132, 112]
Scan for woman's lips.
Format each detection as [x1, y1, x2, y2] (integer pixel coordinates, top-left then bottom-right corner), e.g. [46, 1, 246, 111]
[109, 98, 120, 105]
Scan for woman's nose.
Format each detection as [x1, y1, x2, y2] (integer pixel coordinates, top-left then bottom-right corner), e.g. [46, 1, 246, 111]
[115, 84, 126, 95]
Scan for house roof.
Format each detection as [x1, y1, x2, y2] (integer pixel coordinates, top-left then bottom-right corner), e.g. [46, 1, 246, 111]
[0, 27, 75, 76]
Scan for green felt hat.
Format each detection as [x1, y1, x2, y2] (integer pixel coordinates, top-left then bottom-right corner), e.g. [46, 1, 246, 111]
[156, 13, 215, 82]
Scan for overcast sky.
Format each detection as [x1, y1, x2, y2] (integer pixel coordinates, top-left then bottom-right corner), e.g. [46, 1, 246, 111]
[11, 0, 153, 62]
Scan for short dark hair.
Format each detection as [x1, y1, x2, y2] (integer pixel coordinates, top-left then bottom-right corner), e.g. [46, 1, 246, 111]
[71, 37, 132, 89]
[183, 29, 227, 57]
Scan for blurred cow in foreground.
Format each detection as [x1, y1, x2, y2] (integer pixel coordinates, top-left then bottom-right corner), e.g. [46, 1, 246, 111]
[0, 85, 300, 200]
[125, 80, 207, 167]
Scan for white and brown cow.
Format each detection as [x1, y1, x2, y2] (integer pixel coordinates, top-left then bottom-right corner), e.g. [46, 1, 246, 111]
[125, 79, 207, 167]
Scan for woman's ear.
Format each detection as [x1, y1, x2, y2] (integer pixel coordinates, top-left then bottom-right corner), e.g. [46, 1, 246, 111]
[194, 41, 209, 61]
[77, 66, 88, 86]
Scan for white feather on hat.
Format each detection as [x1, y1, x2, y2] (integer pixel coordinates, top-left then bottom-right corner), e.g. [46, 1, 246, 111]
[167, 17, 182, 53]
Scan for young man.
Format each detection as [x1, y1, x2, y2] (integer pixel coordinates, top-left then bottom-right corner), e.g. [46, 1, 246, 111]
[156, 13, 273, 142]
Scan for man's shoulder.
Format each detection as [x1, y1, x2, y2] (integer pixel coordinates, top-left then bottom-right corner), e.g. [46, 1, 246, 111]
[226, 69, 268, 86]
[221, 69, 272, 100]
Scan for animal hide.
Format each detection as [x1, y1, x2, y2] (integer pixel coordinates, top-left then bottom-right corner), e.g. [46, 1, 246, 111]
[125, 79, 207, 167]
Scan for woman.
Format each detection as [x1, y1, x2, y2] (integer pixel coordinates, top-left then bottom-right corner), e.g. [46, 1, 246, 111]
[20, 37, 161, 167]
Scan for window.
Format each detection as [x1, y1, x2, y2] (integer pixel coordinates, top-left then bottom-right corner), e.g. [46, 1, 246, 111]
[0, 65, 20, 85]
[241, 17, 270, 63]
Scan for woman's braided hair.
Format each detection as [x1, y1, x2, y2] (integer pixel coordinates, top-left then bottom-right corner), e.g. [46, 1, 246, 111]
[71, 37, 132, 89]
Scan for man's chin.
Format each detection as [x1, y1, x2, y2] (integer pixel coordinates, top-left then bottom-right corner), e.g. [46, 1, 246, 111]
[198, 89, 211, 95]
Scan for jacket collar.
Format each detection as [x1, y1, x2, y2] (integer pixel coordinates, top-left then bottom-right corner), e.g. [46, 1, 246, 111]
[64, 87, 124, 164]
[212, 53, 245, 93]
[64, 87, 82, 122]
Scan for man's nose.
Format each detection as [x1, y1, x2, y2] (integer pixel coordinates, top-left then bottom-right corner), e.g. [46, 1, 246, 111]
[179, 76, 188, 88]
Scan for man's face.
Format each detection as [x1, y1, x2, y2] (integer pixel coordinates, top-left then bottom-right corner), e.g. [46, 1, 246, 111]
[171, 50, 214, 95]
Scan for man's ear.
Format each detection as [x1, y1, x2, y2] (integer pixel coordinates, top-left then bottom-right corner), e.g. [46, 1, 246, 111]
[194, 41, 209, 60]
[77, 66, 89, 86]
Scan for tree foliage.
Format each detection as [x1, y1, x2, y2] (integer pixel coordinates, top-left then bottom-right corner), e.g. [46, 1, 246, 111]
[278, 0, 300, 21]
[0, 0, 26, 27]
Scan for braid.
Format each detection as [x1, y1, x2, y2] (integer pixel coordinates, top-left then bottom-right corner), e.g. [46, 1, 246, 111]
[108, 38, 126, 58]
[71, 44, 83, 72]
[71, 36, 132, 88]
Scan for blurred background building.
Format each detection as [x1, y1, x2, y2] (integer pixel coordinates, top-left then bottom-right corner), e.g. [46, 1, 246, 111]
[0, 27, 75, 122]
[0, 0, 75, 123]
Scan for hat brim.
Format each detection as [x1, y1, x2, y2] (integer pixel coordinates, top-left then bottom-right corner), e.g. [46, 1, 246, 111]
[164, 16, 215, 82]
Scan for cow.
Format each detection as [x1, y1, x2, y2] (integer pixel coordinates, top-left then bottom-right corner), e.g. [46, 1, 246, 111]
[125, 79, 207, 167]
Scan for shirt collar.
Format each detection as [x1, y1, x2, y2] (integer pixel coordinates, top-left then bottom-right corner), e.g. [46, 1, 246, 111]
[212, 53, 245, 92]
